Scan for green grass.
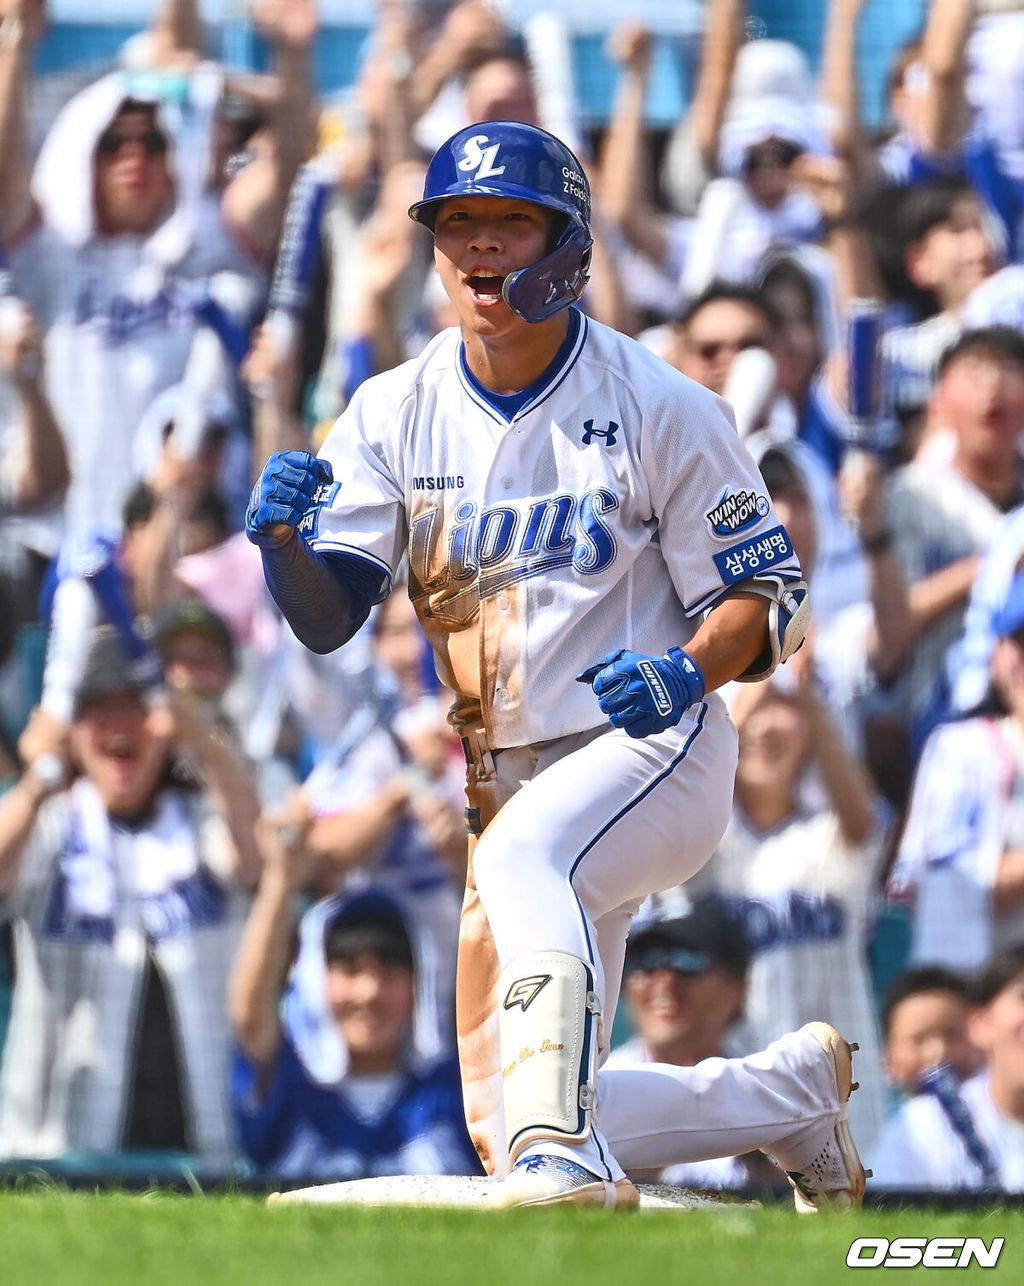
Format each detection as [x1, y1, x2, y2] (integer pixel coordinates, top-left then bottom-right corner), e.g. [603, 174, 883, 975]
[0, 1192, 1022, 1286]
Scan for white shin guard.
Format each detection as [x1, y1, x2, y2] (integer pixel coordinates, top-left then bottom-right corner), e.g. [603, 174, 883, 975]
[497, 951, 600, 1162]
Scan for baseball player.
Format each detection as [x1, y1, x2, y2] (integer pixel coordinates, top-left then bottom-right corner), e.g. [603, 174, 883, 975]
[246, 121, 866, 1210]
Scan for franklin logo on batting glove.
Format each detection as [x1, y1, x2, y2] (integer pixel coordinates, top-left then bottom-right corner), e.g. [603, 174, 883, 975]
[576, 646, 706, 739]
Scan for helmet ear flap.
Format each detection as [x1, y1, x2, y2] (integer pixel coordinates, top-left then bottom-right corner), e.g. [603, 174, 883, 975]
[501, 221, 593, 323]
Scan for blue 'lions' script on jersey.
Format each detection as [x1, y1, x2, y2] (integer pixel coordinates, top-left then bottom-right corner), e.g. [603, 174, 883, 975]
[409, 491, 619, 599]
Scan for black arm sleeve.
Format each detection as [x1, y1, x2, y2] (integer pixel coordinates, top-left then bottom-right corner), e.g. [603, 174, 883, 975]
[259, 537, 386, 654]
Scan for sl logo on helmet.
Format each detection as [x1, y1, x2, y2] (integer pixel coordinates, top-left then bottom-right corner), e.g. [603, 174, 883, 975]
[458, 134, 507, 181]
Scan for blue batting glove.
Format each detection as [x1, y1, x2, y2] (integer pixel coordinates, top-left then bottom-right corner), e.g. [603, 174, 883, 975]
[245, 451, 333, 549]
[575, 646, 706, 738]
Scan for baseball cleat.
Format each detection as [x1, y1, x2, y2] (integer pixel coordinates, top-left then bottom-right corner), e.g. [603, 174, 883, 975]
[780, 1022, 868, 1214]
[487, 1154, 640, 1209]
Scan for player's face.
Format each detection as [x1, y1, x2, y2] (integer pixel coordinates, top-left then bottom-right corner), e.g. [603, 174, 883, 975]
[673, 300, 773, 396]
[69, 691, 170, 819]
[94, 109, 173, 236]
[432, 195, 555, 337]
[885, 990, 979, 1091]
[326, 952, 415, 1073]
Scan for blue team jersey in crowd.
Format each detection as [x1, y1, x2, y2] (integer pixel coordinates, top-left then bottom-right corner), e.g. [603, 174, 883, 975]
[231, 1036, 482, 1180]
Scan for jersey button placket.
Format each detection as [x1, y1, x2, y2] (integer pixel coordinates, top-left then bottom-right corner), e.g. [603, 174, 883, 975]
[478, 425, 529, 738]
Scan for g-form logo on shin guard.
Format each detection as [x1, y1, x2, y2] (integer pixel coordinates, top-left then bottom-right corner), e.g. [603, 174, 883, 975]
[503, 974, 552, 1012]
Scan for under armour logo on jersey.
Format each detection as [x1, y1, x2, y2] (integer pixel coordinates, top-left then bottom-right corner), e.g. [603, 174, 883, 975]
[457, 134, 507, 181]
[503, 974, 552, 1012]
[582, 419, 618, 447]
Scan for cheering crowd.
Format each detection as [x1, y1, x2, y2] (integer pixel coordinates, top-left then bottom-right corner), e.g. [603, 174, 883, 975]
[1, 0, 1024, 1195]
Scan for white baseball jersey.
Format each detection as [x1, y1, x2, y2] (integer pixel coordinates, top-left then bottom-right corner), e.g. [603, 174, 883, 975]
[8, 203, 258, 543]
[890, 714, 1024, 972]
[311, 311, 801, 748]
[0, 779, 247, 1165]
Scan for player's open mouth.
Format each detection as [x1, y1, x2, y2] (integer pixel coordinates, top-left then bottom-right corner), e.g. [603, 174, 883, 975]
[467, 274, 507, 305]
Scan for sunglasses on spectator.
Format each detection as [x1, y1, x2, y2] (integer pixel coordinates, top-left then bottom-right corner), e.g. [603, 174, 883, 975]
[625, 947, 714, 976]
[691, 335, 768, 363]
[96, 127, 168, 158]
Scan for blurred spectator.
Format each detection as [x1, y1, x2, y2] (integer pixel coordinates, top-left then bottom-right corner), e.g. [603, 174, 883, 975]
[597, 22, 691, 324]
[609, 903, 749, 1069]
[877, 326, 1024, 746]
[150, 599, 259, 833]
[0, 0, 317, 544]
[674, 641, 887, 1152]
[890, 570, 1024, 973]
[881, 181, 998, 435]
[0, 291, 68, 625]
[662, 0, 830, 229]
[945, 502, 1024, 718]
[606, 902, 777, 1191]
[761, 444, 866, 635]
[39, 476, 251, 745]
[0, 624, 257, 1165]
[882, 967, 979, 1100]
[755, 249, 864, 477]
[153, 599, 235, 708]
[842, 0, 972, 189]
[229, 801, 479, 1181]
[868, 944, 1024, 1191]
[601, 13, 831, 320]
[463, 47, 538, 129]
[668, 11, 830, 295]
[403, 2, 514, 152]
[302, 592, 465, 1059]
[660, 283, 778, 404]
[0, 296, 67, 515]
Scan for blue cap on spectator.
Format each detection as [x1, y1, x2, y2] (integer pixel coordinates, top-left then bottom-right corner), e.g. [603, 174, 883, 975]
[624, 900, 749, 980]
[994, 574, 1024, 640]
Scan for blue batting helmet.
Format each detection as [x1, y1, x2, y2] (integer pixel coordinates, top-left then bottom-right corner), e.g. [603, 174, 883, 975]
[408, 121, 593, 324]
